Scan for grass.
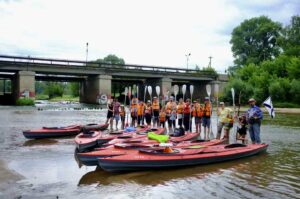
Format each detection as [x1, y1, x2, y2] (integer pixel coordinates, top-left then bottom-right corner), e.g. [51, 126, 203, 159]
[16, 98, 35, 106]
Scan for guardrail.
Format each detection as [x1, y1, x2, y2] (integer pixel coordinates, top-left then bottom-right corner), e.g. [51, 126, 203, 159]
[0, 54, 217, 76]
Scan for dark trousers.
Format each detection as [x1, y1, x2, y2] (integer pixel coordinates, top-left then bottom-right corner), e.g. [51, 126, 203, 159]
[183, 114, 190, 131]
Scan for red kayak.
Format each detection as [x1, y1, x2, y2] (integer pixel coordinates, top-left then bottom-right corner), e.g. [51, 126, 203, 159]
[23, 125, 82, 139]
[75, 126, 154, 152]
[77, 138, 224, 166]
[98, 143, 268, 172]
[23, 123, 108, 139]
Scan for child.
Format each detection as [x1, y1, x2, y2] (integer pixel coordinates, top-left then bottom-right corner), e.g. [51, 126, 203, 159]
[159, 107, 166, 129]
[237, 114, 248, 144]
[120, 105, 126, 130]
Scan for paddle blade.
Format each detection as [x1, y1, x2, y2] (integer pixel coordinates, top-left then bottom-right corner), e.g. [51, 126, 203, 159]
[147, 86, 152, 96]
[155, 86, 160, 96]
[182, 84, 187, 95]
[206, 84, 211, 96]
[214, 84, 219, 97]
[190, 85, 194, 96]
[124, 87, 128, 95]
[231, 88, 235, 104]
[173, 85, 179, 96]
[128, 86, 131, 97]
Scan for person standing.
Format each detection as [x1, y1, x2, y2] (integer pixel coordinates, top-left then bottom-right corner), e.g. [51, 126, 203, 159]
[165, 96, 177, 132]
[130, 97, 138, 127]
[183, 99, 191, 131]
[202, 97, 211, 140]
[105, 99, 114, 131]
[120, 105, 126, 130]
[152, 97, 160, 127]
[144, 100, 152, 126]
[159, 107, 166, 129]
[247, 98, 263, 144]
[177, 98, 184, 128]
[137, 101, 145, 127]
[216, 102, 233, 139]
[192, 100, 203, 134]
[113, 98, 121, 130]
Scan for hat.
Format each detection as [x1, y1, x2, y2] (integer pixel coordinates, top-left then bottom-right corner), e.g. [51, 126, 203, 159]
[153, 96, 157, 99]
[147, 100, 151, 103]
[248, 98, 256, 103]
[121, 105, 124, 107]
[220, 102, 224, 105]
[204, 97, 210, 101]
[170, 96, 174, 99]
[193, 100, 197, 103]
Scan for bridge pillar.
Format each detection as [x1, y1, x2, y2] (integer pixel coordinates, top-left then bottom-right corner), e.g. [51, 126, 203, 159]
[80, 75, 112, 104]
[13, 71, 35, 103]
[159, 78, 172, 99]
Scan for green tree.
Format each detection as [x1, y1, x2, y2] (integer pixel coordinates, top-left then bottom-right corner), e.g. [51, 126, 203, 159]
[103, 54, 125, 65]
[290, 79, 300, 103]
[279, 15, 300, 57]
[230, 16, 282, 66]
[69, 82, 80, 97]
[45, 82, 64, 99]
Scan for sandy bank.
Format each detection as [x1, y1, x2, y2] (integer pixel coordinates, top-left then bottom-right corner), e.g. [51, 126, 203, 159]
[0, 159, 23, 192]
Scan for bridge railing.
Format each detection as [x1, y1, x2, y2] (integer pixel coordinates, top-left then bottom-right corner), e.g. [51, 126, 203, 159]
[0, 54, 217, 76]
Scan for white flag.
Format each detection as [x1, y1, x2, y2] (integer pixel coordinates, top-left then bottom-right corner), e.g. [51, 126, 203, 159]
[263, 96, 275, 118]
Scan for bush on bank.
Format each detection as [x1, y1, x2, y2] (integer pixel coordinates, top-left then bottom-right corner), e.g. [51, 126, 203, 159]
[16, 98, 35, 106]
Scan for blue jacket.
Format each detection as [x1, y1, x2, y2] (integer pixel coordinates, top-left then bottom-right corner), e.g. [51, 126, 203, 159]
[247, 105, 263, 123]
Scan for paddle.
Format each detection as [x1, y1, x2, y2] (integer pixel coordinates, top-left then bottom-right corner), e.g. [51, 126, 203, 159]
[124, 87, 128, 128]
[173, 85, 179, 102]
[182, 84, 187, 102]
[136, 86, 139, 100]
[126, 86, 131, 127]
[142, 85, 147, 125]
[231, 87, 236, 142]
[215, 84, 219, 130]
[206, 84, 214, 139]
[156, 86, 160, 107]
[189, 85, 194, 132]
[148, 86, 153, 126]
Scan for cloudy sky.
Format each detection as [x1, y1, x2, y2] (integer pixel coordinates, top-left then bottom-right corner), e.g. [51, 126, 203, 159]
[0, 0, 299, 72]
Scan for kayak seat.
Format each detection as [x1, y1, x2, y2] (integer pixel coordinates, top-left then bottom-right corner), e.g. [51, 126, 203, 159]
[117, 135, 132, 139]
[224, 143, 247, 149]
[81, 131, 97, 138]
[137, 131, 147, 135]
[123, 140, 143, 143]
[192, 139, 208, 143]
[139, 148, 179, 155]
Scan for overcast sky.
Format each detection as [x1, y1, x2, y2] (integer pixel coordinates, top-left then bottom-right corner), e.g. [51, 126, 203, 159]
[0, 0, 299, 72]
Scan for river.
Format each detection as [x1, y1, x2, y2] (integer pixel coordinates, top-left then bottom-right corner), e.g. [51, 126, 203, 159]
[0, 104, 299, 199]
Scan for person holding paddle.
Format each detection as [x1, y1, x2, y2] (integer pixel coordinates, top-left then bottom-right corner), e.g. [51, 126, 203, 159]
[137, 101, 145, 127]
[152, 97, 160, 127]
[183, 98, 191, 131]
[202, 97, 211, 140]
[216, 102, 233, 139]
[177, 98, 184, 128]
[192, 100, 203, 134]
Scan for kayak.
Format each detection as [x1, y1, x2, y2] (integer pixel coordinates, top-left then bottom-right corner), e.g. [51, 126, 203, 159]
[98, 143, 268, 172]
[77, 138, 224, 166]
[23, 125, 81, 139]
[75, 126, 154, 152]
[23, 123, 108, 139]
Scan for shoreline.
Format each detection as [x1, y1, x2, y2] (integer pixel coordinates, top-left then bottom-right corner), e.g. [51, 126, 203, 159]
[0, 160, 23, 192]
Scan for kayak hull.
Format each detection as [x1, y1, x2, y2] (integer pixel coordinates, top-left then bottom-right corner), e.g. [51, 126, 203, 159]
[98, 144, 268, 172]
[23, 126, 81, 139]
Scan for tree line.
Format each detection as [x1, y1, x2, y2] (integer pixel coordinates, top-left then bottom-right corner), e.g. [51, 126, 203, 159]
[221, 15, 300, 107]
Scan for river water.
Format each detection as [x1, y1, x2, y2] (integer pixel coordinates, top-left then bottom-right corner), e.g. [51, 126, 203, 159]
[0, 104, 299, 199]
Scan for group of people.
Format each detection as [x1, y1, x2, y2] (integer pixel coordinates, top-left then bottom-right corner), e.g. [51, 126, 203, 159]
[105, 95, 263, 144]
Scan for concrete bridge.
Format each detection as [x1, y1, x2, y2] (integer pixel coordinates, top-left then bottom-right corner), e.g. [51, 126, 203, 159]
[0, 55, 228, 104]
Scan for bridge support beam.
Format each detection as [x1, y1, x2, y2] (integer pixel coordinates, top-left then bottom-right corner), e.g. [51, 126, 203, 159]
[80, 75, 112, 104]
[13, 71, 35, 103]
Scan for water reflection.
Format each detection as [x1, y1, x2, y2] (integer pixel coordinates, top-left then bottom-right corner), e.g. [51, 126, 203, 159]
[23, 139, 58, 146]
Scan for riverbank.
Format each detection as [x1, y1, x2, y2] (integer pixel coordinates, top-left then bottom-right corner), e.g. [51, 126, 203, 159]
[0, 160, 23, 192]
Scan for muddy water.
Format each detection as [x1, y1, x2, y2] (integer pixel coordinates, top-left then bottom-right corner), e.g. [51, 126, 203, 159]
[0, 105, 299, 199]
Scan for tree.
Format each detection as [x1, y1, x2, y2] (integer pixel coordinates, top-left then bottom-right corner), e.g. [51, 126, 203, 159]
[45, 82, 64, 99]
[69, 82, 80, 97]
[279, 15, 300, 57]
[230, 16, 282, 66]
[103, 54, 125, 65]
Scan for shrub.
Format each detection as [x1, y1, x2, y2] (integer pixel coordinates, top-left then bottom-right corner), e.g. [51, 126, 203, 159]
[16, 98, 35, 106]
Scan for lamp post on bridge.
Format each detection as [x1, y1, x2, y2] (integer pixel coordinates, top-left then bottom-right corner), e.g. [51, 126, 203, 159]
[86, 42, 89, 64]
[185, 53, 191, 70]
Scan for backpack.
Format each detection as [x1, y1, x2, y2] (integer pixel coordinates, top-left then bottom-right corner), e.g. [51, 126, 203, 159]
[173, 127, 185, 137]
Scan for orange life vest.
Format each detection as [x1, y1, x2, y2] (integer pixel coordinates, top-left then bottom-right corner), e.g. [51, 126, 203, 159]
[192, 104, 203, 117]
[152, 101, 160, 110]
[183, 103, 190, 114]
[166, 102, 176, 115]
[177, 103, 184, 114]
[159, 112, 166, 122]
[203, 103, 211, 117]
[120, 109, 125, 117]
[145, 106, 152, 114]
[137, 104, 144, 116]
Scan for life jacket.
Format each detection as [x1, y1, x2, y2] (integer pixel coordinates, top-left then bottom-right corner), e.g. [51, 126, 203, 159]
[192, 104, 203, 117]
[131, 98, 138, 113]
[152, 101, 160, 111]
[145, 106, 152, 115]
[166, 102, 176, 115]
[183, 103, 190, 114]
[159, 112, 166, 122]
[120, 109, 125, 117]
[137, 104, 144, 116]
[177, 103, 184, 114]
[203, 103, 211, 117]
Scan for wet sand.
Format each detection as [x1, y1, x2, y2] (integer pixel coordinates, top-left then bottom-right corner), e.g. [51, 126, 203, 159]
[0, 160, 23, 192]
